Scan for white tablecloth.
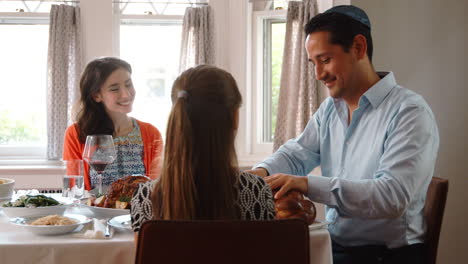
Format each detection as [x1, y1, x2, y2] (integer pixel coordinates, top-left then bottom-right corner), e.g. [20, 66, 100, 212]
[309, 227, 333, 264]
[0, 208, 332, 264]
[0, 207, 135, 264]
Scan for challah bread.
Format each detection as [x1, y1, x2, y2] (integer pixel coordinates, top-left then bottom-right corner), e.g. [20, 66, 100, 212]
[273, 190, 316, 225]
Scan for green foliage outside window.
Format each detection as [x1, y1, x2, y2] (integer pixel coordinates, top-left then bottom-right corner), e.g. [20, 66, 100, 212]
[0, 110, 44, 144]
[270, 22, 286, 141]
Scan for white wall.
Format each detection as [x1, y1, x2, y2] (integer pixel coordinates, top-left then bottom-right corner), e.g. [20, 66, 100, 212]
[80, 0, 114, 64]
[352, 0, 468, 262]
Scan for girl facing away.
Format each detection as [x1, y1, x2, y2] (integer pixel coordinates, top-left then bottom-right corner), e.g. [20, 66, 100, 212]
[131, 65, 275, 234]
[63, 57, 163, 191]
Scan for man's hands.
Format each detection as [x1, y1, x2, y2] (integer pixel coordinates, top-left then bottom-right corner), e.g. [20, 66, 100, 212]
[265, 174, 308, 199]
[244, 168, 269, 178]
[245, 168, 308, 199]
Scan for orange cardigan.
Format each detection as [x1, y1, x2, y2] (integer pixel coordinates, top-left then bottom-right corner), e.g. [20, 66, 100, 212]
[62, 120, 163, 191]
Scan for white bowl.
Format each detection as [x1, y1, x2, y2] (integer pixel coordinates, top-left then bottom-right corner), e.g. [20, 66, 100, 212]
[0, 178, 15, 199]
[79, 203, 129, 219]
[2, 204, 69, 219]
[10, 213, 92, 236]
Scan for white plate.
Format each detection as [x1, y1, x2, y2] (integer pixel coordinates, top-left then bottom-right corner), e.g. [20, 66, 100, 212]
[79, 203, 129, 219]
[108, 214, 132, 232]
[309, 220, 329, 231]
[10, 213, 92, 236]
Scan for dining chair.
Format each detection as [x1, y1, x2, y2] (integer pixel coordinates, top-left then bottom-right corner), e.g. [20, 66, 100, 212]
[424, 176, 449, 264]
[135, 219, 309, 264]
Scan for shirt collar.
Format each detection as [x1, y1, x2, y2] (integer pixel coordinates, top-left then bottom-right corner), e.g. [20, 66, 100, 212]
[362, 71, 397, 108]
[332, 71, 397, 111]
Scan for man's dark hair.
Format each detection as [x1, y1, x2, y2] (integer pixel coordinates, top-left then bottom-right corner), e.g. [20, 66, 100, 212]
[304, 12, 373, 62]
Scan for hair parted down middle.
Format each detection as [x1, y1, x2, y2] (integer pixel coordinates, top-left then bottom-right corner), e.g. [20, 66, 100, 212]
[76, 57, 132, 143]
[151, 65, 242, 220]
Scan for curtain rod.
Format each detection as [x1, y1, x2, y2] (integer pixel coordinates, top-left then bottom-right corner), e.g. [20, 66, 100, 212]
[1, 0, 207, 4]
[113, 1, 208, 5]
[0, 0, 79, 2]
[249, 0, 295, 2]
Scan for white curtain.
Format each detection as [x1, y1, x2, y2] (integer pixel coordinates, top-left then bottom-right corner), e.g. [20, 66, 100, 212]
[179, 5, 214, 72]
[273, 0, 326, 151]
[46, 4, 82, 160]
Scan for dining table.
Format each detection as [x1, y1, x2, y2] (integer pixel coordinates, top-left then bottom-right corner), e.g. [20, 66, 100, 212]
[0, 200, 333, 264]
[0, 204, 136, 264]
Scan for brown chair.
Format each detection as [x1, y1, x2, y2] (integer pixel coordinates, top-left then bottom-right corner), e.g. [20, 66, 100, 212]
[424, 176, 449, 264]
[135, 219, 309, 264]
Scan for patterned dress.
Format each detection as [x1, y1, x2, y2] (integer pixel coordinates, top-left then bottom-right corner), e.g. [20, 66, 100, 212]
[90, 119, 146, 190]
[130, 171, 276, 232]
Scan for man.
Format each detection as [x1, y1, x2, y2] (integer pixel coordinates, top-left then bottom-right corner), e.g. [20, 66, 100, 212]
[248, 5, 439, 264]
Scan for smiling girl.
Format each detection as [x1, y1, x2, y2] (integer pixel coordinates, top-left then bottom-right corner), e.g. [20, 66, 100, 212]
[63, 57, 163, 191]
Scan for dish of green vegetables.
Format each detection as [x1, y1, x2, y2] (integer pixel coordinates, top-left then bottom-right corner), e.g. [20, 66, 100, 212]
[1, 195, 69, 219]
[2, 195, 61, 208]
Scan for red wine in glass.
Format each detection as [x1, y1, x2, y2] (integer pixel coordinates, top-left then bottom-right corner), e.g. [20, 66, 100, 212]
[89, 161, 111, 174]
[82, 135, 116, 195]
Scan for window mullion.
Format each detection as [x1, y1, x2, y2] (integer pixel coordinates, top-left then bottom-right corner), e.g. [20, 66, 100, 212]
[263, 19, 273, 143]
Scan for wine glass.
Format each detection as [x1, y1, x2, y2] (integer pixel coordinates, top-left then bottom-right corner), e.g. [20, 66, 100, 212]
[82, 135, 116, 195]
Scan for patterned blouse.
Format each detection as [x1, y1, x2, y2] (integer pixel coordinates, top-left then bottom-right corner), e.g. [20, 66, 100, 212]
[130, 171, 276, 232]
[90, 119, 146, 190]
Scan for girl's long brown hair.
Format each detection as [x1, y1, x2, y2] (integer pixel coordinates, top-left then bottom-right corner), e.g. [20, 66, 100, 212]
[151, 65, 242, 220]
[76, 57, 132, 143]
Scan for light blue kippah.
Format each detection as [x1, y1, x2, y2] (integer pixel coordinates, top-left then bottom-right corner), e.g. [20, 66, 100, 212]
[324, 5, 371, 29]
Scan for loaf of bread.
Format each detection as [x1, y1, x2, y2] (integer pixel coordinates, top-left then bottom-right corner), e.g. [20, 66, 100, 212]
[273, 190, 316, 225]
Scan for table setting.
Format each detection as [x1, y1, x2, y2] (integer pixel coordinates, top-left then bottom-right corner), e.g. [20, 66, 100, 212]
[0, 188, 136, 264]
[0, 157, 137, 264]
[0, 134, 332, 264]
[0, 173, 333, 264]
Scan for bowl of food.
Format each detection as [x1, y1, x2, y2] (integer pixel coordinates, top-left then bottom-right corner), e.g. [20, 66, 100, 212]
[10, 213, 92, 236]
[80, 200, 129, 219]
[0, 178, 15, 202]
[80, 175, 150, 219]
[2, 195, 70, 219]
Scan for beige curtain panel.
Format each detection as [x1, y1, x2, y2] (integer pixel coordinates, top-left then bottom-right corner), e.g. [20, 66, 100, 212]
[179, 5, 214, 72]
[273, 0, 326, 152]
[46, 4, 82, 160]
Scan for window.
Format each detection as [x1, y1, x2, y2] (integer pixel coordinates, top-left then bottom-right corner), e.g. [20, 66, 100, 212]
[118, 1, 188, 139]
[251, 7, 287, 152]
[0, 1, 76, 161]
[261, 19, 285, 142]
[0, 14, 49, 159]
[0, 0, 58, 12]
[120, 20, 182, 138]
[118, 0, 193, 15]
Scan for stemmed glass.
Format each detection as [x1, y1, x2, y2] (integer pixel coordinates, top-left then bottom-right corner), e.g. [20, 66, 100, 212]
[82, 135, 116, 196]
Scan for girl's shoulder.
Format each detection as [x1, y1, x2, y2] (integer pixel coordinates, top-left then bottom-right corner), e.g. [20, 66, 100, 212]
[134, 119, 158, 132]
[237, 171, 268, 189]
[132, 180, 157, 201]
[64, 123, 79, 135]
[134, 119, 162, 140]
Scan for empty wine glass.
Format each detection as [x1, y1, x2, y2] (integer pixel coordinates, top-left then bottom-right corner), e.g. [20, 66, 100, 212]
[82, 135, 116, 195]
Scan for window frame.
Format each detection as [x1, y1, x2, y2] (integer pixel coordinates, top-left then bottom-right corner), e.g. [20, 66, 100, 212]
[250, 9, 287, 154]
[261, 17, 286, 143]
[0, 12, 49, 162]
